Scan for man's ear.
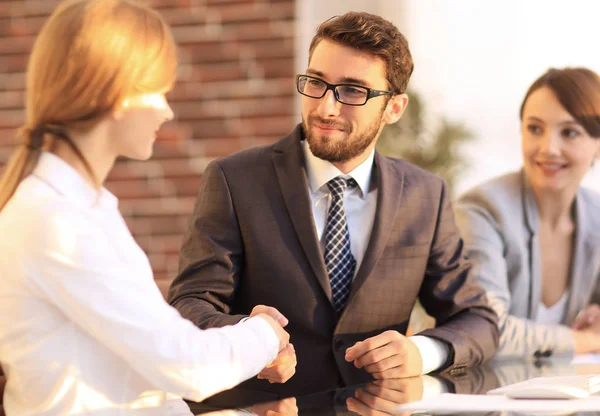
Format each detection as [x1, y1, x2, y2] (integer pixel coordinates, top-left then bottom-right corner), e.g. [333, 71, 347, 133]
[382, 93, 408, 125]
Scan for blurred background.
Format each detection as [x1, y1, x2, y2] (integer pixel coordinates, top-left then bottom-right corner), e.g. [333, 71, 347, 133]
[0, 0, 599, 295]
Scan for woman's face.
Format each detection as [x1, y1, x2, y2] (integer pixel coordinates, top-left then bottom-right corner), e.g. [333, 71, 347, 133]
[521, 86, 600, 195]
[111, 92, 174, 161]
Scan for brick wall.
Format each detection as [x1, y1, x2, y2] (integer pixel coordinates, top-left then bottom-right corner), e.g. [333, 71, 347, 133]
[0, 0, 297, 294]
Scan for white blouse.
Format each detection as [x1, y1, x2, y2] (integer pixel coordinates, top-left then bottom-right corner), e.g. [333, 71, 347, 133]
[536, 291, 569, 326]
[0, 153, 279, 415]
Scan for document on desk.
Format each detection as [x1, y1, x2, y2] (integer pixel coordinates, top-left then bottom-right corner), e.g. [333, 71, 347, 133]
[572, 353, 600, 365]
[397, 393, 600, 414]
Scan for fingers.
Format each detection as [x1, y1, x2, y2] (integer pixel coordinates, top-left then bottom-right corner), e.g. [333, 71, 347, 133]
[347, 389, 396, 416]
[364, 354, 404, 374]
[345, 330, 399, 362]
[364, 381, 406, 402]
[346, 378, 423, 416]
[346, 396, 386, 416]
[257, 344, 297, 383]
[255, 313, 290, 351]
[265, 344, 295, 368]
[250, 305, 289, 327]
[345, 331, 422, 379]
[257, 360, 296, 383]
[573, 304, 600, 330]
[345, 331, 407, 370]
[251, 397, 298, 416]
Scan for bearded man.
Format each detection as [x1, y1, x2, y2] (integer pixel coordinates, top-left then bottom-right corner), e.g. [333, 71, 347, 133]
[169, 11, 499, 397]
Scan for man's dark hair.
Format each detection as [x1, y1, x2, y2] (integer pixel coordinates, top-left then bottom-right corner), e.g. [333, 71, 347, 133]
[308, 11, 414, 94]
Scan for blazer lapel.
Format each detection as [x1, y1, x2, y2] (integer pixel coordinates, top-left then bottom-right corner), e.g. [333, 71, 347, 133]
[271, 126, 331, 301]
[344, 153, 404, 305]
[565, 190, 596, 323]
[522, 172, 542, 320]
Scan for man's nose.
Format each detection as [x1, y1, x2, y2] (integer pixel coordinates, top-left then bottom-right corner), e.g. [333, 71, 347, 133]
[317, 89, 341, 118]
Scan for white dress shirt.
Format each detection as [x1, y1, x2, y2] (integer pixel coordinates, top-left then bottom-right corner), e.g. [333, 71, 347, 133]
[0, 153, 279, 415]
[302, 140, 448, 374]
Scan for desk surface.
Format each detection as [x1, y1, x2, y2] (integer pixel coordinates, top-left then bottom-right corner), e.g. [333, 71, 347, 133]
[188, 358, 600, 415]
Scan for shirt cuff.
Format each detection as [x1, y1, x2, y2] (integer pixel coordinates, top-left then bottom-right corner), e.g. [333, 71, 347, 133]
[409, 335, 449, 374]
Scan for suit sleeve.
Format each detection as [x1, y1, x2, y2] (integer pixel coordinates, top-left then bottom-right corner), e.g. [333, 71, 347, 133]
[168, 160, 247, 329]
[453, 192, 575, 358]
[416, 181, 500, 369]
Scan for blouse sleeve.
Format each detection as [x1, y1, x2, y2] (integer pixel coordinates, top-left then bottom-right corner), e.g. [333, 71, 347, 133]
[25, 202, 279, 402]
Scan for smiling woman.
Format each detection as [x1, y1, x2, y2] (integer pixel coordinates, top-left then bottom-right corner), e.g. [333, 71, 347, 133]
[454, 67, 600, 360]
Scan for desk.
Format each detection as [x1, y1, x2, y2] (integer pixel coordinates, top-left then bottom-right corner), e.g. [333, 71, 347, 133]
[187, 358, 600, 415]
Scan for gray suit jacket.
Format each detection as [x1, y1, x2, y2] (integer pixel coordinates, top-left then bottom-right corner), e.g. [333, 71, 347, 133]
[454, 171, 600, 359]
[169, 124, 498, 396]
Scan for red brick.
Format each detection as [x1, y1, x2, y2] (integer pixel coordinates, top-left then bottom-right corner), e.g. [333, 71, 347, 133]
[210, 2, 294, 23]
[179, 62, 247, 83]
[0, 54, 28, 74]
[0, 109, 24, 128]
[10, 1, 61, 18]
[0, 16, 46, 37]
[0, 72, 25, 91]
[125, 214, 191, 237]
[223, 20, 294, 42]
[0, 90, 24, 109]
[0, 0, 296, 288]
[0, 36, 34, 55]
[136, 234, 186, 256]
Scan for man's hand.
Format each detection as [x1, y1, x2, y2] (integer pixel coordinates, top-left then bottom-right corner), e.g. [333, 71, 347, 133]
[251, 397, 298, 416]
[257, 343, 297, 383]
[345, 330, 422, 379]
[249, 304, 296, 383]
[250, 305, 289, 327]
[346, 378, 424, 416]
[254, 313, 290, 352]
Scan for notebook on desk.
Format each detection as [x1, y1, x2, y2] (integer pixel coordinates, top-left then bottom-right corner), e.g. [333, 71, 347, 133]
[487, 374, 600, 399]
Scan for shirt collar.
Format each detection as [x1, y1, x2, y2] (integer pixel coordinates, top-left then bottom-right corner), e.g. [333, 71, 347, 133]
[301, 140, 374, 198]
[32, 152, 118, 209]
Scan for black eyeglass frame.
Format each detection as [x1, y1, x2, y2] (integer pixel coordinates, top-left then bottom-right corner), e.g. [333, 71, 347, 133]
[295, 74, 395, 106]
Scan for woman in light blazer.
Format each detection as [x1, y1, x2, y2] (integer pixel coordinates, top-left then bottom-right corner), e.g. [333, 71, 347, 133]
[455, 67, 600, 359]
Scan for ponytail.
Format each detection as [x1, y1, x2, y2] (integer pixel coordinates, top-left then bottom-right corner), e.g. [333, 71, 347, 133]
[0, 124, 97, 212]
[0, 127, 44, 212]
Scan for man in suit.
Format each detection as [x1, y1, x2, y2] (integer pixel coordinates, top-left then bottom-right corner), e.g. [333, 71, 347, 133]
[169, 11, 498, 396]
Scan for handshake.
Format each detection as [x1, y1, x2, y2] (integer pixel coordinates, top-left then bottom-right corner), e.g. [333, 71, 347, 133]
[250, 304, 424, 384]
[250, 305, 296, 383]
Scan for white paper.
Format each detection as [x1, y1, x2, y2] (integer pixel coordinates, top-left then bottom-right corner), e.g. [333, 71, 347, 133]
[572, 354, 600, 365]
[397, 393, 600, 414]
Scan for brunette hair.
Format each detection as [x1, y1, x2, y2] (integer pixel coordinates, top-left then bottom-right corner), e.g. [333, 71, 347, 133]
[308, 12, 413, 94]
[520, 67, 600, 138]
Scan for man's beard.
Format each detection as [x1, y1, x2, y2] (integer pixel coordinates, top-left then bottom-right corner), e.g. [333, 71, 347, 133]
[303, 112, 384, 163]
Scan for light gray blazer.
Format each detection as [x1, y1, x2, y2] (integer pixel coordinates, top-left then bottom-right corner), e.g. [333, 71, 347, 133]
[454, 171, 600, 359]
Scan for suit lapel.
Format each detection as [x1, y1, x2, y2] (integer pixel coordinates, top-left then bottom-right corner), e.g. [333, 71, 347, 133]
[522, 172, 542, 320]
[565, 190, 595, 323]
[344, 153, 404, 305]
[272, 126, 332, 301]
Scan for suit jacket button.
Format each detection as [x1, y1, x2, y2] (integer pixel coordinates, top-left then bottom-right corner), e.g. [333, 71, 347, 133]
[334, 338, 344, 351]
[542, 350, 552, 358]
[533, 350, 542, 358]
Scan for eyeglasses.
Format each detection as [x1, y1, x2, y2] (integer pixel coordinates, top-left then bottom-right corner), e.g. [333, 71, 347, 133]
[296, 74, 394, 106]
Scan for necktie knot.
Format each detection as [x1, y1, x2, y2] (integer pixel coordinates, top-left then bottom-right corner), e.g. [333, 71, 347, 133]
[327, 177, 357, 198]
